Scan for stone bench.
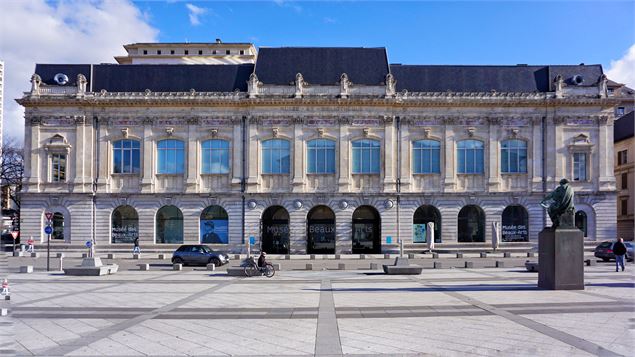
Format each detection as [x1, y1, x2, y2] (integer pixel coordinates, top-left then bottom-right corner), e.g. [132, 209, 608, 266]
[465, 261, 475, 268]
[172, 263, 182, 271]
[30, 253, 40, 258]
[227, 267, 246, 276]
[496, 261, 506, 268]
[107, 253, 116, 259]
[480, 252, 488, 258]
[383, 257, 423, 275]
[138, 264, 150, 271]
[158, 254, 168, 260]
[433, 261, 443, 269]
[338, 263, 346, 270]
[206, 263, 216, 271]
[305, 263, 313, 270]
[64, 258, 118, 276]
[20, 266, 33, 273]
[525, 260, 538, 272]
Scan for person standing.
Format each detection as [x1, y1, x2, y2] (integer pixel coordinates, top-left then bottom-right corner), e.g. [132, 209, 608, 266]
[133, 237, 140, 255]
[612, 237, 627, 272]
[27, 237, 35, 253]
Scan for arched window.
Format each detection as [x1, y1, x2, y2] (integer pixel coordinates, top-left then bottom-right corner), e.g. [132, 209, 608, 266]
[458, 205, 485, 242]
[457, 140, 484, 174]
[156, 206, 183, 244]
[352, 139, 380, 174]
[52, 212, 65, 240]
[501, 205, 529, 242]
[201, 139, 230, 174]
[307, 205, 336, 254]
[307, 139, 336, 174]
[262, 139, 290, 174]
[413, 205, 441, 243]
[352, 206, 381, 253]
[501, 139, 527, 173]
[200, 205, 229, 244]
[575, 211, 587, 237]
[413, 140, 441, 174]
[111, 205, 139, 243]
[157, 139, 185, 174]
[113, 140, 141, 174]
[261, 206, 290, 254]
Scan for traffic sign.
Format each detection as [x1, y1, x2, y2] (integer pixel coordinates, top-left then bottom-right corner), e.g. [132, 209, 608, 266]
[44, 226, 53, 235]
[45, 212, 53, 221]
[10, 232, 18, 240]
[386, 236, 392, 244]
[85, 241, 92, 248]
[249, 236, 255, 245]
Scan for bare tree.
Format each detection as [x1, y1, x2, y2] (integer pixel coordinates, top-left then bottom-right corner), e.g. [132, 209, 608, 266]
[1, 137, 24, 209]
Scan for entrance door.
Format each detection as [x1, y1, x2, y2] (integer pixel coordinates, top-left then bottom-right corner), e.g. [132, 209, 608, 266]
[261, 206, 290, 254]
[307, 206, 335, 254]
[352, 206, 380, 254]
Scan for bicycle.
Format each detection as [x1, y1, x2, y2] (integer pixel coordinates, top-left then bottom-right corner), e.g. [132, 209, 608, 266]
[242, 256, 275, 277]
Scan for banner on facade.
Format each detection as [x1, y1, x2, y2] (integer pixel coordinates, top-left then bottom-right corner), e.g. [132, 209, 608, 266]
[200, 219, 229, 244]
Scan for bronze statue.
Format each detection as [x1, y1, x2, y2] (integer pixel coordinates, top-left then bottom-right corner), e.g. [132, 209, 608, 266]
[541, 179, 575, 228]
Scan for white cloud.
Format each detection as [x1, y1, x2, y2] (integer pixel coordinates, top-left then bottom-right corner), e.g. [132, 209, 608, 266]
[0, 0, 158, 144]
[185, 3, 207, 26]
[606, 43, 635, 89]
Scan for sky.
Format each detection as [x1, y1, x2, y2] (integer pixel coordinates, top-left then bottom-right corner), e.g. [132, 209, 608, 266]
[1, 0, 634, 143]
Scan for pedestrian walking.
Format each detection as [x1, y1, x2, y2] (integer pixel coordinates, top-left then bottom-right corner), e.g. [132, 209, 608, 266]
[1, 279, 9, 296]
[133, 237, 140, 255]
[612, 237, 627, 272]
[27, 237, 35, 253]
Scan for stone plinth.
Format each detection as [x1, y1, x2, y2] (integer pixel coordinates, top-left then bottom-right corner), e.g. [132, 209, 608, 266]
[383, 257, 423, 275]
[64, 258, 118, 276]
[538, 228, 584, 290]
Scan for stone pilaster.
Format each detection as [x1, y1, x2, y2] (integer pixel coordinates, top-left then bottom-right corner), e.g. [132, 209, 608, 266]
[292, 120, 304, 192]
[443, 124, 455, 192]
[338, 124, 350, 192]
[141, 121, 154, 192]
[383, 117, 396, 192]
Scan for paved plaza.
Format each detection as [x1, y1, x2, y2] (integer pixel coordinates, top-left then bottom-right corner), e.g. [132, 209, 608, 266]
[0, 260, 633, 356]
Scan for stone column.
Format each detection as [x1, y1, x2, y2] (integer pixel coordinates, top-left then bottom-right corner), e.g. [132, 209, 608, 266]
[292, 120, 304, 192]
[141, 120, 154, 193]
[338, 123, 350, 192]
[185, 121, 198, 193]
[383, 116, 396, 192]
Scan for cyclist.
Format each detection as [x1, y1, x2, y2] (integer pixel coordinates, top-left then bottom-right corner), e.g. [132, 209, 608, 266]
[258, 251, 267, 269]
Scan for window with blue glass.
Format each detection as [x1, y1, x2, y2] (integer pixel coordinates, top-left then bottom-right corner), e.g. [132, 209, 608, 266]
[201, 139, 230, 174]
[157, 139, 185, 174]
[352, 139, 380, 174]
[501, 139, 527, 173]
[412, 140, 441, 174]
[262, 139, 290, 174]
[307, 139, 336, 174]
[457, 140, 484, 174]
[113, 140, 141, 174]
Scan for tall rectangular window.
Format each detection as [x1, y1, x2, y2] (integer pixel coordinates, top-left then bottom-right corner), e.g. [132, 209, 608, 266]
[618, 150, 628, 165]
[457, 140, 484, 174]
[51, 154, 66, 182]
[573, 153, 586, 181]
[307, 139, 336, 174]
[352, 139, 380, 174]
[202, 139, 230, 174]
[616, 107, 625, 116]
[621, 199, 628, 216]
[113, 140, 141, 174]
[622, 173, 628, 190]
[157, 139, 185, 174]
[412, 140, 441, 174]
[262, 139, 290, 174]
[501, 139, 528, 173]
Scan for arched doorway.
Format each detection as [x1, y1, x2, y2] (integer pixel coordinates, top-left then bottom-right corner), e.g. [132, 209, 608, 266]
[575, 211, 588, 237]
[458, 205, 485, 242]
[352, 206, 381, 253]
[501, 205, 529, 242]
[307, 206, 335, 254]
[413, 205, 441, 243]
[261, 206, 289, 254]
[156, 206, 183, 244]
[111, 205, 139, 243]
[52, 212, 65, 240]
[200, 205, 229, 244]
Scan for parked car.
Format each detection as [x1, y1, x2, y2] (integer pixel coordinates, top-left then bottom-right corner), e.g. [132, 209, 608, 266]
[171, 244, 229, 266]
[0, 229, 19, 245]
[594, 241, 633, 262]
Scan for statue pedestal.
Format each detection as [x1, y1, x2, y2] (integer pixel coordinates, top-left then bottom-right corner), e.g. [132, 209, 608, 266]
[538, 228, 584, 290]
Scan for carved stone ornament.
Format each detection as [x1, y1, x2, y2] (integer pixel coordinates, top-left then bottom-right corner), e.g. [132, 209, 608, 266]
[29, 117, 42, 126]
[272, 127, 279, 138]
[339, 200, 349, 210]
[362, 128, 370, 137]
[293, 200, 303, 210]
[247, 200, 257, 210]
[144, 89, 152, 96]
[165, 127, 174, 136]
[30, 74, 42, 96]
[384, 199, 394, 209]
[76, 74, 87, 96]
[210, 128, 218, 137]
[189, 88, 196, 95]
[384, 116, 394, 124]
[467, 127, 475, 137]
[121, 128, 129, 139]
[247, 73, 261, 98]
[385, 73, 396, 98]
[317, 128, 325, 138]
[187, 118, 200, 125]
[423, 127, 432, 138]
[74, 116, 86, 125]
[554, 75, 565, 98]
[339, 73, 350, 98]
[294, 73, 305, 98]
[598, 74, 608, 98]
[510, 128, 519, 138]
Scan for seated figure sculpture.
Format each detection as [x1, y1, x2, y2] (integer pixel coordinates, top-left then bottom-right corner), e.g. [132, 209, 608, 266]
[541, 179, 575, 228]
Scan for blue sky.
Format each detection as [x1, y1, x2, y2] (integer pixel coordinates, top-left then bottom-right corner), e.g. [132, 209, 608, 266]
[138, 0, 635, 67]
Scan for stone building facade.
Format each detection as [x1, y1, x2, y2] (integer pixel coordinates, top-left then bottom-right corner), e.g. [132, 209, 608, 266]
[17, 44, 618, 253]
[614, 111, 634, 241]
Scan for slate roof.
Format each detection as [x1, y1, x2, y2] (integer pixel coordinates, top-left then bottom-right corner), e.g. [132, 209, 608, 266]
[614, 111, 634, 142]
[35, 64, 254, 92]
[254, 47, 389, 85]
[390, 64, 604, 93]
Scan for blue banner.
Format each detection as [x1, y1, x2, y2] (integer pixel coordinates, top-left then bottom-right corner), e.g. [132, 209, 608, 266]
[200, 219, 229, 244]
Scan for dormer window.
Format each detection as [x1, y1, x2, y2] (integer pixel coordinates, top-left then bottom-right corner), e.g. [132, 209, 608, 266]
[143, 50, 147, 55]
[226, 50, 230, 55]
[170, 50, 175, 55]
[212, 50, 217, 54]
[198, 50, 203, 55]
[616, 107, 625, 116]
[240, 50, 245, 55]
[184, 50, 189, 55]
[157, 50, 161, 55]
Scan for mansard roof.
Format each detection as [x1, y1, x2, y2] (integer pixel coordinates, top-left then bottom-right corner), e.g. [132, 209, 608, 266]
[614, 111, 634, 143]
[254, 47, 389, 85]
[390, 64, 603, 93]
[35, 63, 254, 92]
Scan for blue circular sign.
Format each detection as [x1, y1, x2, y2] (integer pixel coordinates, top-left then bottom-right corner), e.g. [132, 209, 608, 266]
[85, 241, 92, 248]
[44, 226, 53, 235]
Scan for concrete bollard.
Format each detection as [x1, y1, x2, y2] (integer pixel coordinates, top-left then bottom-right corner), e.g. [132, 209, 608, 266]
[82, 253, 88, 258]
[272, 263, 281, 270]
[58, 256, 64, 271]
[480, 252, 488, 258]
[1, 308, 7, 316]
[56, 253, 64, 258]
[432, 253, 439, 259]
[138, 264, 150, 271]
[158, 254, 167, 260]
[408, 253, 415, 259]
[370, 263, 378, 270]
[133, 254, 140, 260]
[456, 253, 463, 258]
[335, 254, 341, 260]
[496, 261, 505, 268]
[206, 263, 216, 271]
[585, 259, 596, 266]
[306, 263, 313, 270]
[338, 263, 346, 270]
[285, 255, 291, 260]
[465, 261, 474, 268]
[107, 253, 116, 259]
[310, 255, 316, 260]
[173, 263, 182, 271]
[359, 254, 366, 260]
[384, 253, 390, 259]
[30, 252, 40, 258]
[433, 261, 443, 269]
[504, 252, 511, 258]
[20, 265, 34, 273]
[527, 252, 535, 258]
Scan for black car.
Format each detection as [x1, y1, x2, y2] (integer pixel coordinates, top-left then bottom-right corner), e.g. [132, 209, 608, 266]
[594, 241, 633, 262]
[171, 244, 229, 266]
